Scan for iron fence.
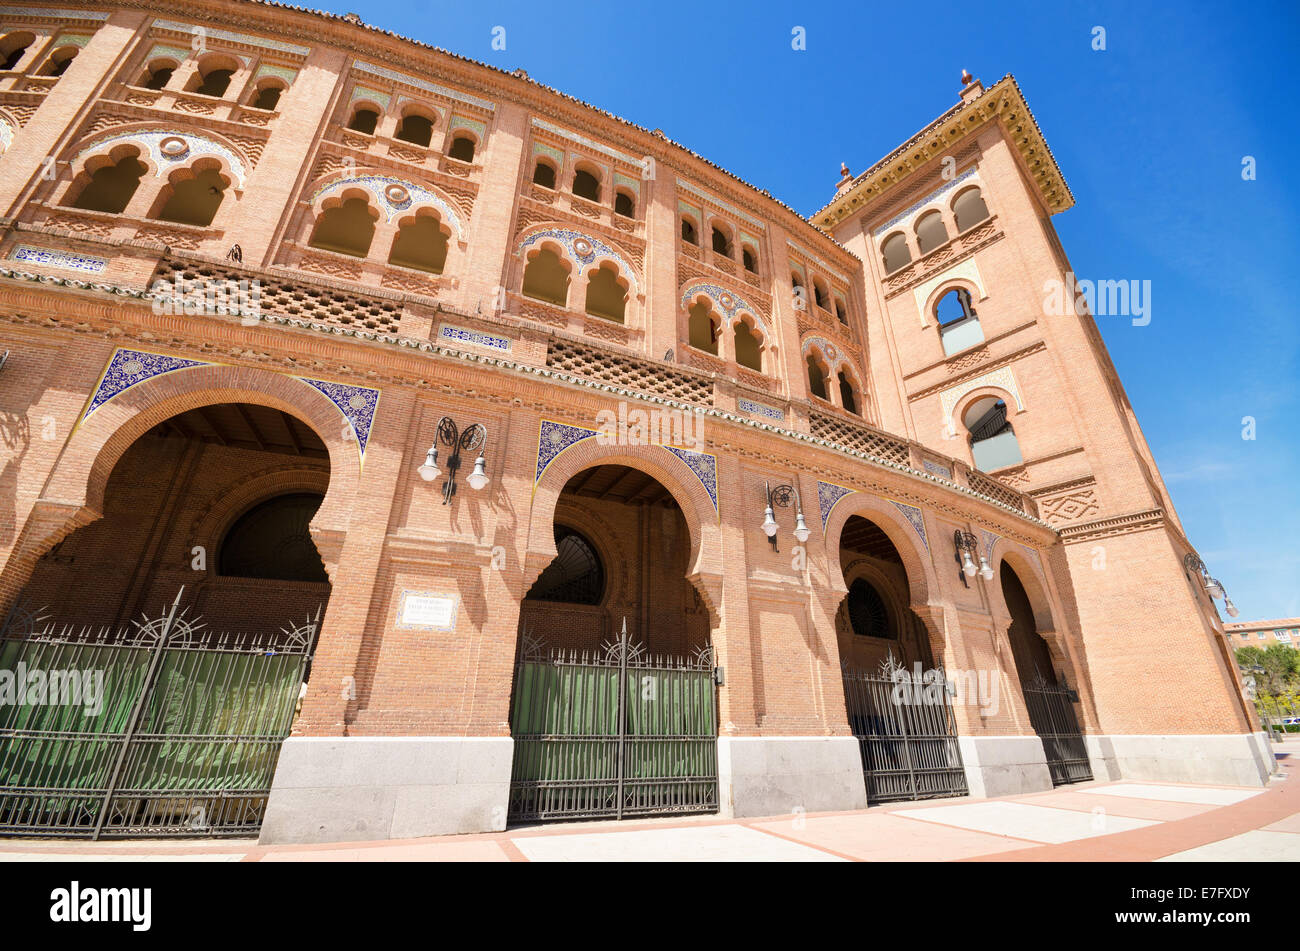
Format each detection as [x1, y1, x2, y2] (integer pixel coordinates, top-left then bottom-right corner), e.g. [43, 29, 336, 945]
[0, 590, 316, 838]
[507, 623, 718, 823]
[1022, 673, 1092, 786]
[841, 658, 968, 804]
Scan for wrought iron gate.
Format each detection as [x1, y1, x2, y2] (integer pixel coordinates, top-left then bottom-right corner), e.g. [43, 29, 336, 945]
[507, 623, 718, 822]
[0, 590, 316, 838]
[1022, 673, 1092, 786]
[842, 658, 967, 804]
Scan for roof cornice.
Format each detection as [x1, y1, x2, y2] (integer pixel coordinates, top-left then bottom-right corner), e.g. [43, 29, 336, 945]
[811, 75, 1074, 230]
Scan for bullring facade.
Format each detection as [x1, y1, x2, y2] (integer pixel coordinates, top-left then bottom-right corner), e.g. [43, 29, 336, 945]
[0, 1, 1270, 842]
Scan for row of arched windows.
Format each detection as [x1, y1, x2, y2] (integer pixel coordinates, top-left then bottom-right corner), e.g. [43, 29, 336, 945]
[881, 184, 991, 274]
[680, 213, 759, 275]
[792, 269, 848, 324]
[133, 52, 289, 110]
[0, 31, 78, 77]
[346, 103, 477, 162]
[532, 158, 637, 219]
[64, 147, 229, 227]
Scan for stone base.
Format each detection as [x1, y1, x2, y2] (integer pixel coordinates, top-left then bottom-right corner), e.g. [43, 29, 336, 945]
[716, 736, 867, 818]
[958, 735, 1053, 798]
[258, 736, 513, 845]
[1085, 733, 1273, 787]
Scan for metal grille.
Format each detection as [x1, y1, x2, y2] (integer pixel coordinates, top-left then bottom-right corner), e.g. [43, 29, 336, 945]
[842, 658, 968, 804]
[507, 624, 718, 823]
[0, 591, 316, 838]
[1022, 674, 1092, 786]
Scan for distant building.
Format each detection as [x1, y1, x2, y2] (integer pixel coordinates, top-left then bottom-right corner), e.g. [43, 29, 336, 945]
[1224, 619, 1300, 650]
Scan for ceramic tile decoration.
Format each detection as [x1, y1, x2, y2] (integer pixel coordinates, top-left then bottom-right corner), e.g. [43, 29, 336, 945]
[437, 324, 511, 353]
[531, 117, 641, 167]
[888, 499, 929, 551]
[787, 239, 850, 285]
[354, 60, 495, 111]
[980, 528, 1000, 562]
[676, 178, 766, 231]
[922, 460, 953, 480]
[80, 348, 209, 425]
[350, 84, 391, 109]
[8, 6, 107, 19]
[663, 445, 718, 514]
[737, 397, 783, 421]
[10, 245, 108, 273]
[518, 228, 638, 295]
[535, 419, 599, 485]
[298, 377, 380, 465]
[817, 480, 856, 530]
[311, 175, 464, 235]
[153, 18, 310, 56]
[75, 129, 249, 187]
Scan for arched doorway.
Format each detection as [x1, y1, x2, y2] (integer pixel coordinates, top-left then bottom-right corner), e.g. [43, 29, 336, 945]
[509, 464, 717, 823]
[0, 403, 332, 837]
[836, 514, 967, 803]
[1002, 562, 1091, 785]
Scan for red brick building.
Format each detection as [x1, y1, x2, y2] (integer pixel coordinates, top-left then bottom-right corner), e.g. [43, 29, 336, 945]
[1224, 620, 1300, 651]
[0, 1, 1270, 843]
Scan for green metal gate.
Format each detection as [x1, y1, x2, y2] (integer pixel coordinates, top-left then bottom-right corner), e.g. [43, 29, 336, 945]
[507, 623, 718, 822]
[0, 590, 317, 838]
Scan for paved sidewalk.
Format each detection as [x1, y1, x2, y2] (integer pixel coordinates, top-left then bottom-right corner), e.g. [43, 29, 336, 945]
[2, 739, 1296, 862]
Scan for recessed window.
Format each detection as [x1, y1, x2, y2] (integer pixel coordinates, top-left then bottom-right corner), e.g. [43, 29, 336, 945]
[67, 151, 146, 214]
[0, 32, 34, 72]
[193, 67, 234, 98]
[935, 287, 984, 356]
[734, 322, 762, 372]
[395, 113, 434, 147]
[572, 168, 599, 201]
[521, 246, 569, 306]
[526, 526, 604, 605]
[585, 263, 627, 323]
[681, 218, 698, 245]
[154, 166, 228, 227]
[847, 578, 892, 639]
[614, 190, 635, 218]
[807, 353, 828, 400]
[220, 493, 328, 582]
[388, 214, 449, 274]
[953, 186, 991, 232]
[742, 246, 758, 273]
[838, 371, 858, 414]
[309, 197, 377, 258]
[347, 107, 379, 135]
[251, 84, 282, 110]
[448, 135, 476, 162]
[688, 301, 718, 354]
[881, 233, 911, 273]
[142, 64, 174, 90]
[915, 210, 948, 254]
[711, 226, 731, 257]
[41, 47, 77, 78]
[965, 396, 1022, 471]
[532, 161, 556, 189]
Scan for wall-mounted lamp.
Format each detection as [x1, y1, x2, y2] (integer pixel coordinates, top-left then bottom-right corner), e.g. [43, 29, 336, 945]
[418, 416, 489, 504]
[1183, 552, 1239, 617]
[954, 530, 993, 587]
[761, 481, 809, 551]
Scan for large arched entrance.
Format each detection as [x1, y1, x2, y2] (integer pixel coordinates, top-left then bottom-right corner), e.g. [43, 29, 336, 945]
[1002, 561, 1092, 785]
[508, 464, 718, 822]
[0, 403, 332, 837]
[836, 514, 967, 804]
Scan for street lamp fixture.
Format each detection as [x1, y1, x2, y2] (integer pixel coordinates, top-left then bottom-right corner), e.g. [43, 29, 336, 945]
[418, 416, 489, 504]
[761, 481, 809, 551]
[954, 530, 986, 588]
[1183, 552, 1238, 617]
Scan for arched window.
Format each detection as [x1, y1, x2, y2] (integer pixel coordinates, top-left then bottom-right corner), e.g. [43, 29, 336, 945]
[838, 371, 858, 415]
[813, 279, 829, 310]
[251, 83, 282, 110]
[41, 47, 77, 77]
[806, 353, 829, 400]
[687, 301, 718, 354]
[614, 190, 635, 218]
[192, 66, 234, 98]
[395, 113, 434, 147]
[308, 196, 377, 257]
[347, 106, 379, 135]
[572, 167, 600, 201]
[742, 246, 758, 273]
[153, 165, 228, 227]
[734, 321, 762, 372]
[964, 396, 1022, 471]
[521, 246, 569, 306]
[448, 134, 476, 162]
[711, 226, 731, 257]
[0, 32, 33, 72]
[847, 578, 892, 639]
[532, 160, 556, 189]
[935, 286, 984, 356]
[915, 210, 948, 254]
[67, 151, 146, 214]
[142, 62, 175, 90]
[881, 232, 911, 273]
[527, 526, 605, 605]
[584, 263, 626, 323]
[681, 217, 698, 245]
[953, 186, 990, 233]
[834, 298, 847, 324]
[388, 213, 449, 274]
[219, 492, 328, 583]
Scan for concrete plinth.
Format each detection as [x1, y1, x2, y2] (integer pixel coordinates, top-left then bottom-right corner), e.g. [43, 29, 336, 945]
[957, 735, 1054, 798]
[1085, 733, 1273, 787]
[259, 736, 513, 845]
[716, 736, 867, 817]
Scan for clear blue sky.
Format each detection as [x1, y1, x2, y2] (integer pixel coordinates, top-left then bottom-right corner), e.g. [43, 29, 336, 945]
[323, 0, 1299, 620]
